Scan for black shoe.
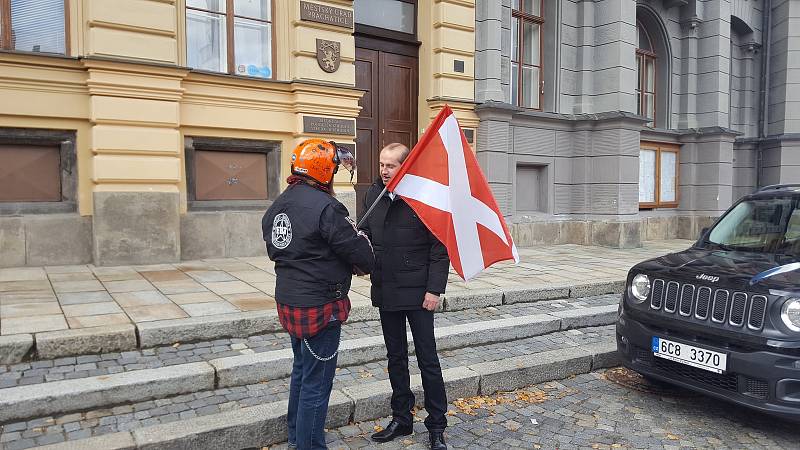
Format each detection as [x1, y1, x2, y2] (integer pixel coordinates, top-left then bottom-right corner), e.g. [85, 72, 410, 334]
[371, 419, 413, 443]
[429, 431, 447, 450]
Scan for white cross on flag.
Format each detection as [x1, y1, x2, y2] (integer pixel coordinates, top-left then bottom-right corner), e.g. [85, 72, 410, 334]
[386, 105, 519, 280]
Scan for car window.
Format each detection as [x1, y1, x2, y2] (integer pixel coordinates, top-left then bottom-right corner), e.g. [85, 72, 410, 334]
[708, 197, 799, 254]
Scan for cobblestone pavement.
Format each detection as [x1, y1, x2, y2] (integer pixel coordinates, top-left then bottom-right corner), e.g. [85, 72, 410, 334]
[293, 371, 800, 450]
[0, 325, 617, 449]
[0, 295, 619, 389]
[0, 241, 690, 335]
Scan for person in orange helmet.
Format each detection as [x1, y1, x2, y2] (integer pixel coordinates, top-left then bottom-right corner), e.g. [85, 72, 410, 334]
[262, 139, 374, 449]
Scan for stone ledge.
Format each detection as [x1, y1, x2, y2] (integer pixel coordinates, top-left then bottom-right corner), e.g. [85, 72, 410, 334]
[34, 432, 136, 450]
[35, 325, 137, 359]
[136, 311, 281, 348]
[551, 304, 619, 329]
[37, 345, 618, 449]
[133, 399, 288, 450]
[0, 362, 215, 423]
[503, 285, 570, 304]
[0, 333, 33, 364]
[569, 280, 625, 298]
[443, 289, 504, 311]
[472, 346, 594, 395]
[210, 313, 570, 389]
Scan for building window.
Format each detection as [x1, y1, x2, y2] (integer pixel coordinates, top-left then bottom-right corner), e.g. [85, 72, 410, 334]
[639, 142, 678, 209]
[354, 0, 414, 35]
[186, 0, 274, 79]
[510, 0, 543, 109]
[0, 128, 77, 214]
[185, 137, 280, 210]
[636, 22, 656, 127]
[0, 0, 67, 54]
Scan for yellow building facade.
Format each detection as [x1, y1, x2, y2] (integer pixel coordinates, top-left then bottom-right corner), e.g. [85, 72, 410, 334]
[0, 0, 477, 267]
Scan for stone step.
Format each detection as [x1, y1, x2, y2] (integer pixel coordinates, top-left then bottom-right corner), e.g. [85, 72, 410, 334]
[0, 279, 624, 364]
[0, 299, 619, 424]
[3, 326, 620, 450]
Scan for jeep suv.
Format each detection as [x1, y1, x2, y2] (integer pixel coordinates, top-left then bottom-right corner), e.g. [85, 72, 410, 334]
[617, 184, 800, 420]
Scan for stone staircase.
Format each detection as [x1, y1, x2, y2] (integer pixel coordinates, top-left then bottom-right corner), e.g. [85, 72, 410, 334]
[0, 286, 627, 450]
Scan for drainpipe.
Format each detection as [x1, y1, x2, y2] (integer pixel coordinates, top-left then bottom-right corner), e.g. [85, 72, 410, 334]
[757, 0, 772, 188]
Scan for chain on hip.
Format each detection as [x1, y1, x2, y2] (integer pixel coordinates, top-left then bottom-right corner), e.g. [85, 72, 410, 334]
[303, 337, 338, 361]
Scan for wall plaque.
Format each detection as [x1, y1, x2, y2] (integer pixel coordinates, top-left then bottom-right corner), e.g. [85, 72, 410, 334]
[300, 1, 354, 29]
[316, 39, 341, 73]
[303, 116, 356, 136]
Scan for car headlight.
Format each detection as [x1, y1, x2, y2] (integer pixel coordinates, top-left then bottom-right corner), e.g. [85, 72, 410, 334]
[630, 274, 651, 303]
[781, 298, 800, 332]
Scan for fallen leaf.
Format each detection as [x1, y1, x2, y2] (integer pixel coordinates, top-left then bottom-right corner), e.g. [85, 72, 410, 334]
[666, 433, 680, 440]
[402, 440, 413, 445]
[172, 342, 180, 348]
[374, 426, 384, 432]
[446, 410, 457, 416]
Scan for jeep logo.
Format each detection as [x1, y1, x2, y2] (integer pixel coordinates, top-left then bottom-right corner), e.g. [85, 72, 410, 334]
[696, 273, 720, 283]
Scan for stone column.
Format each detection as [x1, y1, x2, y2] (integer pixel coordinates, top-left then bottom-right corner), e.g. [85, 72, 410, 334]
[694, 0, 733, 128]
[475, 104, 514, 216]
[475, 0, 505, 102]
[577, 113, 647, 248]
[85, 60, 187, 266]
[678, 129, 737, 235]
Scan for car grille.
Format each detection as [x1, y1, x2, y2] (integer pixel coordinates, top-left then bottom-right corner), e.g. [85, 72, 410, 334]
[649, 279, 767, 332]
[633, 346, 769, 400]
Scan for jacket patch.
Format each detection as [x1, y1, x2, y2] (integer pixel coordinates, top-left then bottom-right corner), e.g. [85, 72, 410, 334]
[272, 213, 293, 249]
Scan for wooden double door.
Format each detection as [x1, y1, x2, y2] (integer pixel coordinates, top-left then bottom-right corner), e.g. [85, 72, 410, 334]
[354, 45, 418, 215]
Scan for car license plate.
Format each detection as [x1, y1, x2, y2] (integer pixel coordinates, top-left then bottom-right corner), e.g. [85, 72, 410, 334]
[652, 337, 727, 374]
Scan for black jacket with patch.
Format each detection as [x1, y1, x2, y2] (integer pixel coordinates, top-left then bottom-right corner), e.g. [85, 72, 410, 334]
[359, 179, 449, 310]
[262, 182, 374, 307]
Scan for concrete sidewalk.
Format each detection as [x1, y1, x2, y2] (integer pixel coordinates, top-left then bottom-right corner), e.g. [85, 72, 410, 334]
[0, 240, 692, 360]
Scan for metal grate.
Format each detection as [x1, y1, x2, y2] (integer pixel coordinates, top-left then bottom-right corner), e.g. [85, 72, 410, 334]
[712, 290, 729, 323]
[679, 284, 695, 316]
[651, 279, 665, 310]
[748, 295, 768, 330]
[665, 281, 680, 313]
[634, 346, 768, 400]
[729, 292, 748, 327]
[653, 357, 739, 392]
[695, 287, 712, 320]
[744, 378, 769, 400]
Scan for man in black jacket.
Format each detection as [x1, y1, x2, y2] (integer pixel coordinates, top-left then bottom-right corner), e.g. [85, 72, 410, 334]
[360, 143, 449, 450]
[263, 139, 374, 450]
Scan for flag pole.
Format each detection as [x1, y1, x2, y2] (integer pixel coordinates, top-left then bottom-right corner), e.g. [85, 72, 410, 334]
[356, 185, 389, 229]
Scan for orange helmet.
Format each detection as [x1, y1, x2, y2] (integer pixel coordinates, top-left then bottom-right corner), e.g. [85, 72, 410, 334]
[290, 139, 355, 185]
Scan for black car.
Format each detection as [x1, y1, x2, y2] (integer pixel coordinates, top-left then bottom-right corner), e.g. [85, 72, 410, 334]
[617, 184, 800, 420]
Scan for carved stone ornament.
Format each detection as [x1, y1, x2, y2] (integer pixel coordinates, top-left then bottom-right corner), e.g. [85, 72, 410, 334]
[316, 39, 341, 73]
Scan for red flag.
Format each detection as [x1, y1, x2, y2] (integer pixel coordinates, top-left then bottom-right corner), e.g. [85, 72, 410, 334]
[386, 105, 519, 280]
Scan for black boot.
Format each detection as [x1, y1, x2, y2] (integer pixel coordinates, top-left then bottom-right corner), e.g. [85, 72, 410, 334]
[429, 431, 447, 450]
[371, 419, 413, 443]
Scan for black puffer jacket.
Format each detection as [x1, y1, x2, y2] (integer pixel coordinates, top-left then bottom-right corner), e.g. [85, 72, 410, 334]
[359, 179, 449, 310]
[262, 182, 374, 307]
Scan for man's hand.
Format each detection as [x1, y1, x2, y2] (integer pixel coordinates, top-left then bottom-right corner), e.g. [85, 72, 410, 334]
[422, 292, 439, 311]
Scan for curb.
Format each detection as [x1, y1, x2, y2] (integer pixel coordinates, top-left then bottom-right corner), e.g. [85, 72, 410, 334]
[33, 342, 621, 450]
[0, 280, 625, 364]
[0, 334, 33, 364]
[0, 362, 215, 423]
[1, 308, 617, 422]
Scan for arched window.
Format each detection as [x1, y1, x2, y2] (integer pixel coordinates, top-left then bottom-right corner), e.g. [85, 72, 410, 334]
[636, 22, 656, 127]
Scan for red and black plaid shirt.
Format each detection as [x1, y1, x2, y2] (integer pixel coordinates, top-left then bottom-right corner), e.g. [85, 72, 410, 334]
[276, 297, 351, 339]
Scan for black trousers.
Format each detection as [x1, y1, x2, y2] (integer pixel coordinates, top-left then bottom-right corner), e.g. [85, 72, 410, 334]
[379, 309, 447, 432]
